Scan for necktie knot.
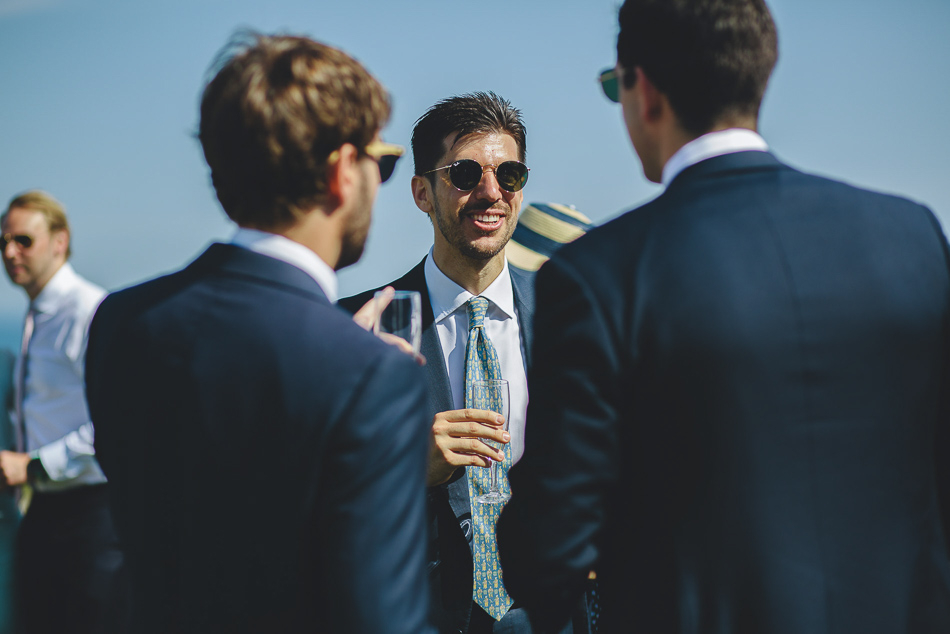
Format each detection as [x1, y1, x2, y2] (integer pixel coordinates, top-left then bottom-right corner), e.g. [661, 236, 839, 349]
[467, 296, 489, 329]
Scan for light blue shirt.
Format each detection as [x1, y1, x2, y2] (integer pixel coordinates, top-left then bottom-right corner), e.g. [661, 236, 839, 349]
[17, 263, 107, 492]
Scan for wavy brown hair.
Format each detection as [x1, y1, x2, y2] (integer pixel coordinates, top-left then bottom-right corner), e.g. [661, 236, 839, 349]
[199, 33, 391, 229]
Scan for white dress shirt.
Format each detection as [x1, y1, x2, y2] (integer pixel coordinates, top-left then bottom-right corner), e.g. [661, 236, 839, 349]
[17, 263, 107, 492]
[662, 128, 770, 187]
[424, 250, 529, 465]
[231, 228, 338, 303]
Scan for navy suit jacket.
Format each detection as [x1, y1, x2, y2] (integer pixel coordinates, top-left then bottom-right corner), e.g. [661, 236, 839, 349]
[341, 257, 539, 633]
[498, 152, 950, 633]
[86, 244, 434, 634]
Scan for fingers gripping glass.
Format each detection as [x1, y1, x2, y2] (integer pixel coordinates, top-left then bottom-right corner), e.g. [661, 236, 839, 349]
[372, 289, 422, 354]
[471, 379, 510, 505]
[423, 159, 530, 193]
[0, 233, 34, 250]
[328, 141, 404, 183]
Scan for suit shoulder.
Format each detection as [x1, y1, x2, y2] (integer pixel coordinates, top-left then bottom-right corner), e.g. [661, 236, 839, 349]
[339, 285, 386, 315]
[93, 268, 190, 325]
[549, 195, 665, 277]
[792, 168, 929, 206]
[303, 305, 427, 422]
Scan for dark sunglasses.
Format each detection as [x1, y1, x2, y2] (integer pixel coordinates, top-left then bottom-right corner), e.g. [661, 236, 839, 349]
[423, 159, 530, 193]
[0, 233, 34, 250]
[328, 141, 404, 183]
[598, 68, 622, 103]
[364, 141, 405, 183]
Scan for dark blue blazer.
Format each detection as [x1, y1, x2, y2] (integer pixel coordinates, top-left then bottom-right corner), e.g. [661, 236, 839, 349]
[499, 152, 950, 633]
[86, 244, 434, 634]
[341, 257, 542, 633]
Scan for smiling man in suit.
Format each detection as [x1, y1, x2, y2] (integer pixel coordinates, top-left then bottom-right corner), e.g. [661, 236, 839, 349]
[343, 93, 586, 633]
[498, 0, 950, 632]
[84, 33, 433, 634]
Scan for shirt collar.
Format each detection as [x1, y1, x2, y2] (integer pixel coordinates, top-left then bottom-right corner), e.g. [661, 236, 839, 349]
[662, 128, 769, 187]
[230, 227, 339, 303]
[31, 262, 78, 315]
[424, 247, 517, 324]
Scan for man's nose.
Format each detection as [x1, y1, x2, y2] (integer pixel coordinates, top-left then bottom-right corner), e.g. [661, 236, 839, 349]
[472, 167, 503, 200]
[1, 240, 17, 260]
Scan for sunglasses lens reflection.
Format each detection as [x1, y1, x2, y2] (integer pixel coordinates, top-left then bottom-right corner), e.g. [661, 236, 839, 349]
[600, 69, 620, 103]
[496, 161, 529, 192]
[448, 160, 483, 191]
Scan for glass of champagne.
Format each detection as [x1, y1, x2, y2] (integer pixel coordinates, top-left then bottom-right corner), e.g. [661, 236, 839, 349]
[471, 379, 510, 505]
[373, 290, 422, 354]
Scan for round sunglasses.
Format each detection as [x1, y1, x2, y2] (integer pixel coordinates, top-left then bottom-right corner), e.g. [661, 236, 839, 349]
[423, 159, 530, 193]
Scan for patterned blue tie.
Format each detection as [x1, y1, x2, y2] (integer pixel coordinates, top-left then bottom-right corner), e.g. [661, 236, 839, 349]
[464, 296, 513, 620]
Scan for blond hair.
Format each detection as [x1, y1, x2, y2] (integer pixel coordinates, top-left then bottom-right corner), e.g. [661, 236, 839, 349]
[3, 190, 72, 258]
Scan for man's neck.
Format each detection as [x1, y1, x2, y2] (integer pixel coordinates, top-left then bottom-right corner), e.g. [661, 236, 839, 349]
[655, 118, 758, 182]
[243, 207, 340, 271]
[25, 259, 66, 301]
[431, 245, 505, 296]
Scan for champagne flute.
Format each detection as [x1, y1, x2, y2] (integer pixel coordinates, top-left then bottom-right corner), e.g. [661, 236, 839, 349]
[373, 290, 422, 354]
[471, 379, 510, 505]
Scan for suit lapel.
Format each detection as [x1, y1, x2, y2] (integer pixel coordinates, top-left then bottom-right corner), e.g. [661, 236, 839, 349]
[389, 259, 455, 417]
[393, 260, 473, 523]
[509, 266, 535, 370]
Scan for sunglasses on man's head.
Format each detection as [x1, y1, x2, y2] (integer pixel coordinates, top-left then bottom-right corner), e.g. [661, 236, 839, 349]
[363, 141, 404, 183]
[599, 68, 622, 103]
[423, 159, 530, 193]
[0, 233, 34, 250]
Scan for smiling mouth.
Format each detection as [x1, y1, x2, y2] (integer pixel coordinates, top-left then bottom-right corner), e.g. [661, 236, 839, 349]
[468, 211, 505, 231]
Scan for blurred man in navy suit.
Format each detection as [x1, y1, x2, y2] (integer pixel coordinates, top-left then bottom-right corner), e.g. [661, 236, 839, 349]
[85, 33, 433, 634]
[499, 1, 950, 632]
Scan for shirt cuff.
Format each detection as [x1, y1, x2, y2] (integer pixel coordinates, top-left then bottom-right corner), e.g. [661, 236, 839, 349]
[34, 442, 69, 482]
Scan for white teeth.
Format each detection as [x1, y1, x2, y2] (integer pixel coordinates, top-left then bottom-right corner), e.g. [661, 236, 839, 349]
[473, 214, 501, 223]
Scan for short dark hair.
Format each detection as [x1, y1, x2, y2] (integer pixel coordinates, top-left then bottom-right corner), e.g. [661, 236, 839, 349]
[198, 32, 391, 229]
[411, 92, 526, 177]
[617, 0, 778, 136]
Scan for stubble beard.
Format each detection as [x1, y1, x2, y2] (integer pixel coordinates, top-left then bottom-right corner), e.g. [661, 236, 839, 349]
[433, 199, 516, 262]
[336, 173, 375, 271]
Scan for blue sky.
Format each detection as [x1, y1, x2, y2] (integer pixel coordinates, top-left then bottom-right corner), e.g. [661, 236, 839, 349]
[1, 0, 948, 351]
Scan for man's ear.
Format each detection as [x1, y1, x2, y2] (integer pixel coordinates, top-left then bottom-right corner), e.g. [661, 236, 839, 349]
[326, 143, 360, 210]
[411, 175, 433, 215]
[635, 67, 665, 125]
[51, 230, 69, 259]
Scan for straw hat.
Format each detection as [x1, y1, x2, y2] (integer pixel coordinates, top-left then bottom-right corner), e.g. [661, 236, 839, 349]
[507, 202, 594, 272]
